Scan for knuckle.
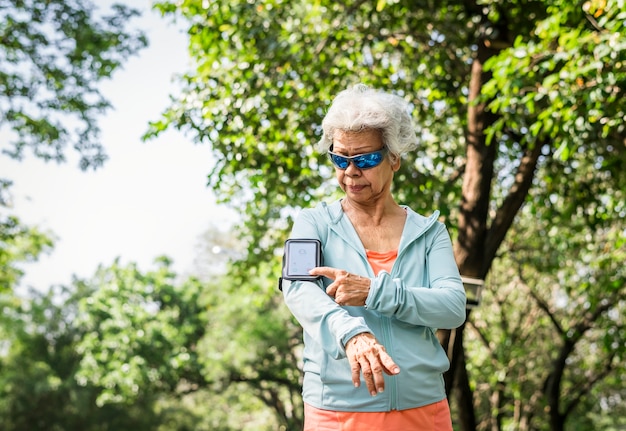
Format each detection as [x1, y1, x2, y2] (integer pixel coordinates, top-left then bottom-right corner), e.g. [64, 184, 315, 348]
[371, 364, 383, 373]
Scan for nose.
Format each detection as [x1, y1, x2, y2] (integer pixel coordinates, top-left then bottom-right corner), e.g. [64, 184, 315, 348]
[344, 160, 362, 176]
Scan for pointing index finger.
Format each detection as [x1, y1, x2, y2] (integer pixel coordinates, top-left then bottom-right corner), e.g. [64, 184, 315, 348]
[308, 266, 338, 279]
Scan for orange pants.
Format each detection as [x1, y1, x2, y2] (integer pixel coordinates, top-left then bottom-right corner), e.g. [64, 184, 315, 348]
[303, 399, 453, 431]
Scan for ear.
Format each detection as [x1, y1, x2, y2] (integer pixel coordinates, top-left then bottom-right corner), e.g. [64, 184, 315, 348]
[390, 154, 401, 172]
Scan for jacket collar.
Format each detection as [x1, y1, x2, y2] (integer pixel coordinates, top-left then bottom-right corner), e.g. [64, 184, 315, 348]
[323, 199, 440, 253]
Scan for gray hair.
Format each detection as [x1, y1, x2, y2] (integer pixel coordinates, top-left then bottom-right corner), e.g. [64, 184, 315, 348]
[317, 84, 418, 158]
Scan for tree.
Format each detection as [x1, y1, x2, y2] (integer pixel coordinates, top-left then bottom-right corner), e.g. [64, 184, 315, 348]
[0, 277, 164, 431]
[195, 254, 304, 430]
[0, 0, 147, 295]
[148, 0, 626, 429]
[75, 253, 303, 430]
[1, 252, 301, 430]
[0, 215, 53, 292]
[466, 200, 625, 430]
[0, 0, 147, 170]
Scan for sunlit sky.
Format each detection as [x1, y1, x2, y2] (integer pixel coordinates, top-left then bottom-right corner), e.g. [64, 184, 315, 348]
[2, 2, 237, 292]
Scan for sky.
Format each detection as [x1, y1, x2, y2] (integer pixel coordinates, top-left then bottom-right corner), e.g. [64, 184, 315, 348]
[2, 2, 237, 293]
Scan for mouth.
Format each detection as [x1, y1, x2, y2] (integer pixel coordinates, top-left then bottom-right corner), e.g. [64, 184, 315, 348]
[346, 184, 367, 193]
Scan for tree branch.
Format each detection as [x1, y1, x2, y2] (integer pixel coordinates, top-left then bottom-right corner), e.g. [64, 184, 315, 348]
[484, 140, 544, 270]
[563, 351, 616, 417]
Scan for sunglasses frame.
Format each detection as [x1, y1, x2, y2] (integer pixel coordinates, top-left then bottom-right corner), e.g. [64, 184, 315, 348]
[327, 147, 389, 170]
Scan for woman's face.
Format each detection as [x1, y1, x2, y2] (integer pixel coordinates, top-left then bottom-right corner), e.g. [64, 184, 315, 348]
[331, 129, 399, 204]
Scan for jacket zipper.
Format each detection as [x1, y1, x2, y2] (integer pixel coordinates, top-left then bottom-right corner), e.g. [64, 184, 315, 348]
[381, 315, 398, 410]
[385, 249, 407, 411]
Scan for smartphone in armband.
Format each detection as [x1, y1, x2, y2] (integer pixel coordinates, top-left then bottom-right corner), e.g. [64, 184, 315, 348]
[281, 239, 323, 281]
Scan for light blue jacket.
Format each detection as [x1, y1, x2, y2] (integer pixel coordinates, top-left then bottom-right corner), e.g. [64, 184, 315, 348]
[282, 200, 466, 412]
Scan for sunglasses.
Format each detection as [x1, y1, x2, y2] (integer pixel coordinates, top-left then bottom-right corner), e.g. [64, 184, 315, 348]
[328, 147, 389, 170]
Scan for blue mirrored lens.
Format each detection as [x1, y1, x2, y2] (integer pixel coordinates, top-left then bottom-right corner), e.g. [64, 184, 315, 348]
[328, 149, 387, 170]
[329, 153, 350, 169]
[354, 152, 384, 169]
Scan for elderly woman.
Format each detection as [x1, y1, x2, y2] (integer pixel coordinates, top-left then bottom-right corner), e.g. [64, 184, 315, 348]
[281, 84, 466, 430]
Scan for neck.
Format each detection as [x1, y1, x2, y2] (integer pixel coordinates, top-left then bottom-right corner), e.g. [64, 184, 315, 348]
[341, 196, 402, 225]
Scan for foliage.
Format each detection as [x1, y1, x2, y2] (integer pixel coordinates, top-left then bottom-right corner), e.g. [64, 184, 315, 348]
[0, 0, 147, 170]
[195, 251, 304, 430]
[0, 215, 53, 293]
[482, 0, 626, 159]
[467, 208, 625, 430]
[0, 254, 299, 430]
[0, 280, 163, 431]
[73, 257, 209, 406]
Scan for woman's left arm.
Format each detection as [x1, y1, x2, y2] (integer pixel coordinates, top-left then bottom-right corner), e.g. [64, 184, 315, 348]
[365, 223, 467, 329]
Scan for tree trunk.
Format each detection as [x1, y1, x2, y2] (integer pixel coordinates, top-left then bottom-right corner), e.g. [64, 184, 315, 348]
[445, 39, 499, 431]
[453, 323, 477, 431]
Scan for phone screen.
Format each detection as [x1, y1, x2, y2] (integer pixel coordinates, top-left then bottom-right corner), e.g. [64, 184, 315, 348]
[285, 240, 319, 278]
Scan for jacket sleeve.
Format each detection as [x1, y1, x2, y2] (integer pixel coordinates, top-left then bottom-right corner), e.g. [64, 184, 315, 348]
[282, 208, 372, 359]
[365, 222, 467, 329]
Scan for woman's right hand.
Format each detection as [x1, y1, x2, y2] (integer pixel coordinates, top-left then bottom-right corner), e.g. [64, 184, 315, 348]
[345, 332, 400, 396]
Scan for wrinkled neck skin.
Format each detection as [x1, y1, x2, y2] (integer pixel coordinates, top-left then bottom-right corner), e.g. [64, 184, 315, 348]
[341, 194, 404, 227]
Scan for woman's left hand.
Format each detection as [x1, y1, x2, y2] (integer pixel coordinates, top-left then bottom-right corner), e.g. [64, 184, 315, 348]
[345, 332, 400, 396]
[309, 267, 371, 306]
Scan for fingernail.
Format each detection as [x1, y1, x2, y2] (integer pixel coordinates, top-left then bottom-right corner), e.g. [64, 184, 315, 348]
[370, 391, 377, 396]
[393, 367, 400, 374]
